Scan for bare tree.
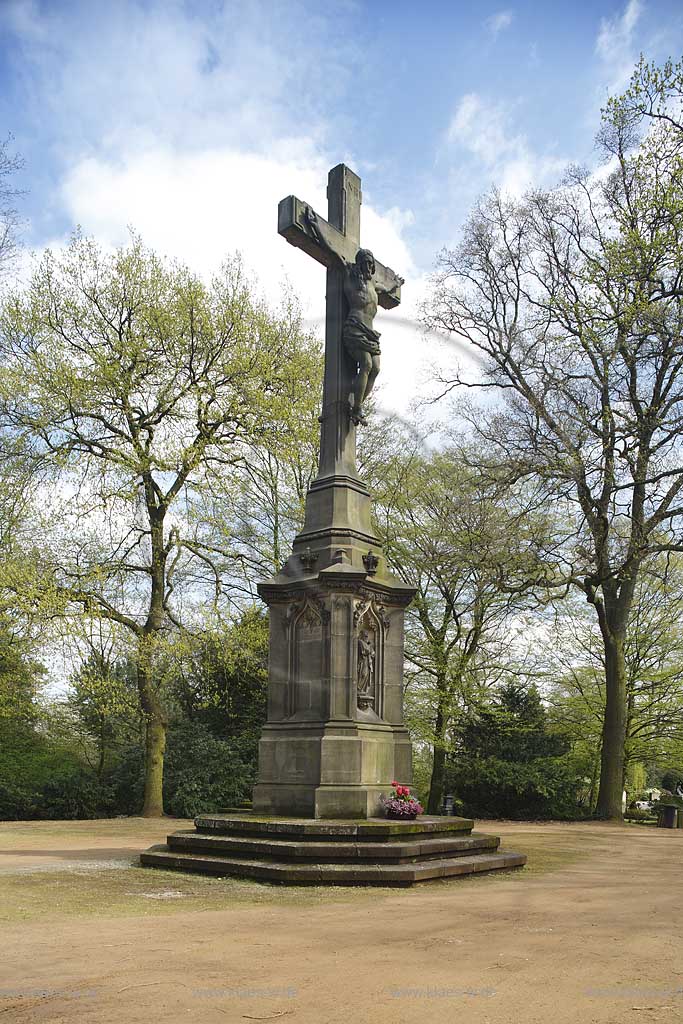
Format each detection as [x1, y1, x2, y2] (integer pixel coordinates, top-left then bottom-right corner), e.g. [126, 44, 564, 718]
[0, 136, 23, 276]
[548, 560, 683, 804]
[425, 59, 683, 818]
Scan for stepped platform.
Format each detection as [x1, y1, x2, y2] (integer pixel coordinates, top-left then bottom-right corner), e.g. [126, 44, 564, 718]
[140, 814, 526, 886]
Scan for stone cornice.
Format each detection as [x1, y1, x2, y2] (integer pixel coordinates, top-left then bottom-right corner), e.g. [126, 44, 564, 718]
[257, 573, 416, 607]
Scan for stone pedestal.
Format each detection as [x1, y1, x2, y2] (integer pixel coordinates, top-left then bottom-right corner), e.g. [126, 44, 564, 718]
[253, 484, 415, 818]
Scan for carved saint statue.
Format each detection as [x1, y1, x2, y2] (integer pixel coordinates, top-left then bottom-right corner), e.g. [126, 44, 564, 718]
[305, 207, 402, 425]
[357, 628, 376, 709]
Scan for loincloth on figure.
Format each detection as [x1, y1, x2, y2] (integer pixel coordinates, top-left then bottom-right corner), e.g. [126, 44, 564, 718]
[343, 314, 381, 362]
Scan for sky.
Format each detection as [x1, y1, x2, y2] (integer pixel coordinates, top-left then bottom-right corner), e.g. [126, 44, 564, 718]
[2, 0, 683, 415]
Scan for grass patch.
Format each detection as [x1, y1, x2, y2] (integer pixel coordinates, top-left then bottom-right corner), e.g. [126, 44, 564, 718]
[0, 865, 383, 923]
[517, 844, 581, 875]
[0, 819, 592, 923]
[0, 817, 190, 846]
[476, 830, 586, 879]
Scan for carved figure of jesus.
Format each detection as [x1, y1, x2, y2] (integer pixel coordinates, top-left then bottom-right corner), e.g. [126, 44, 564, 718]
[357, 628, 375, 708]
[305, 207, 402, 425]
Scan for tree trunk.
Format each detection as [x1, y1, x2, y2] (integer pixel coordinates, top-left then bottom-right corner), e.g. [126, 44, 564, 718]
[138, 660, 167, 817]
[97, 716, 106, 779]
[587, 746, 600, 813]
[595, 632, 628, 820]
[138, 503, 170, 817]
[427, 697, 447, 814]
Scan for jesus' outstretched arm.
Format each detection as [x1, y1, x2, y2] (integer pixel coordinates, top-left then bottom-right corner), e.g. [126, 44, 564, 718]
[304, 206, 348, 266]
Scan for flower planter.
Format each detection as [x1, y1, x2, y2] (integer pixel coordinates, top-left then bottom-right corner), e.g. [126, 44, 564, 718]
[382, 782, 424, 821]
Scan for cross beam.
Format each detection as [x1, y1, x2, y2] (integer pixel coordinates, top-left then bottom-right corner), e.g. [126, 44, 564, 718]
[278, 195, 402, 309]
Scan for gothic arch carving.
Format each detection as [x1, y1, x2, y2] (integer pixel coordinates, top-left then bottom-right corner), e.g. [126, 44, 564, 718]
[352, 598, 389, 717]
[283, 595, 330, 720]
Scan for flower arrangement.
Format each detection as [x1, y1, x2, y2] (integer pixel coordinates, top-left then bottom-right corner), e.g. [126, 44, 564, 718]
[382, 781, 424, 820]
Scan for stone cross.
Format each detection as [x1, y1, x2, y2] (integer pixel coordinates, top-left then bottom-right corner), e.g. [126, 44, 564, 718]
[278, 164, 403, 481]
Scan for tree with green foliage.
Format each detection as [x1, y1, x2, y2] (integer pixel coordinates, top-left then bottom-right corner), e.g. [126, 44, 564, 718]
[0, 618, 95, 819]
[196, 358, 321, 593]
[661, 767, 683, 796]
[446, 682, 581, 819]
[0, 233, 320, 815]
[68, 645, 141, 778]
[426, 56, 683, 819]
[0, 617, 40, 725]
[368, 425, 553, 812]
[171, 606, 268, 754]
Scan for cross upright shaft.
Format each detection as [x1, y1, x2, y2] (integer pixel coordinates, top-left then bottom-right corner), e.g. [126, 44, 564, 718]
[321, 163, 361, 480]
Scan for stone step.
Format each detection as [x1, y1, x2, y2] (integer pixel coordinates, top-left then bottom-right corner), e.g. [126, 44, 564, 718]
[140, 844, 526, 886]
[166, 829, 499, 863]
[193, 813, 475, 841]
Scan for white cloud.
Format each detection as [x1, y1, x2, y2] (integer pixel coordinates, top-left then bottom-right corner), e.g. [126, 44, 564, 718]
[484, 10, 514, 36]
[447, 93, 565, 196]
[4, 0, 438, 416]
[448, 93, 509, 164]
[595, 0, 643, 92]
[58, 143, 426, 417]
[59, 142, 419, 315]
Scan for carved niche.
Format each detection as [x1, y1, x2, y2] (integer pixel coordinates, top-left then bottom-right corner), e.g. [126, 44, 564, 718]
[284, 596, 329, 720]
[353, 599, 390, 715]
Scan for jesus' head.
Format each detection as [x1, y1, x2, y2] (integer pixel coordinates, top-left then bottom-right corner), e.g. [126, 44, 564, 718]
[355, 249, 376, 280]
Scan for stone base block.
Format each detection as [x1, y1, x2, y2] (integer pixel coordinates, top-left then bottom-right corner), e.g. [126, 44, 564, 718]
[252, 783, 390, 818]
[253, 722, 413, 819]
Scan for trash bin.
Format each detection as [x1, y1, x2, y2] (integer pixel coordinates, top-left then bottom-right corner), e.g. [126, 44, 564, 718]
[658, 804, 678, 828]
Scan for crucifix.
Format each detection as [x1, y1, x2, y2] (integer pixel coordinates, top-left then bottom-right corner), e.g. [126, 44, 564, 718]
[245, 163, 416, 819]
[278, 164, 404, 481]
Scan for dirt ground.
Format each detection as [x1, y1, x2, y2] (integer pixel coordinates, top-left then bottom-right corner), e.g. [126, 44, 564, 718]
[0, 817, 681, 1024]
